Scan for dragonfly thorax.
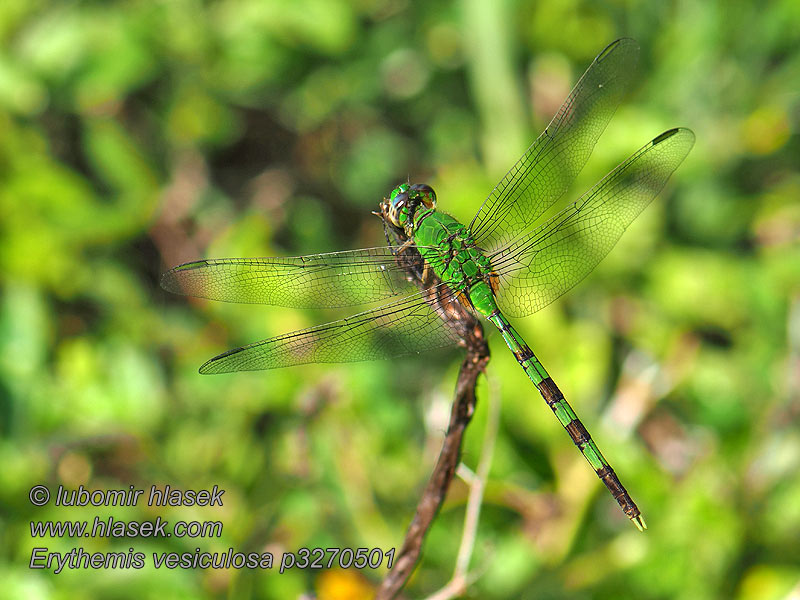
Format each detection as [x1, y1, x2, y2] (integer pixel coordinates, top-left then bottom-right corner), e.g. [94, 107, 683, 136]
[411, 209, 501, 318]
[384, 183, 437, 236]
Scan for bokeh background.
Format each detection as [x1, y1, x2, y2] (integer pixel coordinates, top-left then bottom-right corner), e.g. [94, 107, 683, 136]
[2, 1, 799, 598]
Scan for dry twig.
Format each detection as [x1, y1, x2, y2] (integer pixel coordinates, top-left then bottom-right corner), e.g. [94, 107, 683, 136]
[425, 373, 501, 600]
[375, 317, 489, 600]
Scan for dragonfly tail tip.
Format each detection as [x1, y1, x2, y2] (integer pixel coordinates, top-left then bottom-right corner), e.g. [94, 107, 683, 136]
[631, 514, 647, 532]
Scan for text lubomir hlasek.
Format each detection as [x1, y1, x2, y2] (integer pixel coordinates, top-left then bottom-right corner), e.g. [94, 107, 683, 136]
[54, 485, 224, 507]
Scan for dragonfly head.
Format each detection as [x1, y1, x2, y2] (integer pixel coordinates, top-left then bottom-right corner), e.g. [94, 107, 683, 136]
[385, 183, 437, 234]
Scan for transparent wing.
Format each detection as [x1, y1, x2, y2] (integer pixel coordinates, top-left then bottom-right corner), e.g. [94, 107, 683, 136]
[198, 284, 466, 373]
[469, 38, 639, 252]
[489, 128, 695, 318]
[161, 247, 431, 309]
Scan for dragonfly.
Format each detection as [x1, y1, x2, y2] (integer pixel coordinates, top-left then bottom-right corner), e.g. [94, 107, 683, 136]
[162, 38, 694, 530]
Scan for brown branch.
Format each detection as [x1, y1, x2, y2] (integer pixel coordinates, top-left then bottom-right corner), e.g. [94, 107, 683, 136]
[376, 319, 490, 599]
[425, 373, 501, 600]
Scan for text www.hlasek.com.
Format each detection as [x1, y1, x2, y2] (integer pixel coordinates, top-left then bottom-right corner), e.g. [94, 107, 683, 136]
[30, 516, 223, 539]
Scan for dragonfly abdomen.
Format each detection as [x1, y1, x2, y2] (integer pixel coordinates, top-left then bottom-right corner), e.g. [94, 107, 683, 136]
[487, 312, 550, 384]
[487, 311, 646, 530]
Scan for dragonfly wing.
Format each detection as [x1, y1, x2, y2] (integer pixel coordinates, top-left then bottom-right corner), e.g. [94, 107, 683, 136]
[469, 38, 639, 251]
[161, 247, 428, 309]
[198, 284, 467, 373]
[490, 128, 695, 318]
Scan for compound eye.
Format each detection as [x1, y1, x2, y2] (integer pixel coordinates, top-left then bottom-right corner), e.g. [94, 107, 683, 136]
[389, 191, 409, 227]
[390, 183, 410, 201]
[410, 183, 436, 209]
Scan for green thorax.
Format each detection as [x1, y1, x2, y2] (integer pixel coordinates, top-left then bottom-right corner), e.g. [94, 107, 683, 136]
[411, 208, 499, 317]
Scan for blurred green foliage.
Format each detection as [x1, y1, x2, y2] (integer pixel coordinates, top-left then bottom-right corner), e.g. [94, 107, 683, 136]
[1, 0, 799, 599]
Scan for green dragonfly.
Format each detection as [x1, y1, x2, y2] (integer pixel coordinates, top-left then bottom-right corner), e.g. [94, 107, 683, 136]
[162, 38, 694, 530]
